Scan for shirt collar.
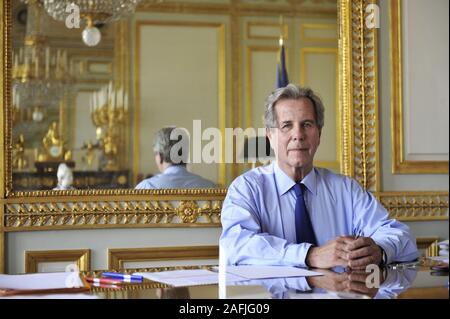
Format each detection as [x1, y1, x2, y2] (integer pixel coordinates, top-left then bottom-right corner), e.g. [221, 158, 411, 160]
[163, 165, 187, 175]
[274, 162, 317, 196]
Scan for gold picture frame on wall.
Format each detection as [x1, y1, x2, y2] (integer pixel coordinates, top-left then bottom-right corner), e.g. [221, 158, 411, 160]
[0, 0, 448, 275]
[390, 0, 449, 174]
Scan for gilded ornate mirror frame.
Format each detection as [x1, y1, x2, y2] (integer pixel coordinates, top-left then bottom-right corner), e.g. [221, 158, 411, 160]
[1, 0, 448, 273]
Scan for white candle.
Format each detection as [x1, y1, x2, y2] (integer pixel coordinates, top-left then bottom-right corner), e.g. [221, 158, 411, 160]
[63, 50, 67, 71]
[108, 81, 113, 97]
[13, 53, 18, 70]
[45, 47, 50, 78]
[35, 57, 39, 78]
[119, 88, 122, 108]
[111, 88, 116, 109]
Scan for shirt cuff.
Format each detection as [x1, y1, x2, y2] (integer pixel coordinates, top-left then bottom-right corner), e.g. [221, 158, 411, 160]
[284, 243, 314, 268]
[374, 241, 393, 265]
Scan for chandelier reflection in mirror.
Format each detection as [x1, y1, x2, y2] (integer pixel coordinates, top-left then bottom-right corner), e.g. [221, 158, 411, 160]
[42, 0, 146, 47]
[13, 0, 72, 131]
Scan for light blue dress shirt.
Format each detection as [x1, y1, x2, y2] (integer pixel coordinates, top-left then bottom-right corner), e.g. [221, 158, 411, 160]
[220, 162, 418, 267]
[135, 165, 216, 189]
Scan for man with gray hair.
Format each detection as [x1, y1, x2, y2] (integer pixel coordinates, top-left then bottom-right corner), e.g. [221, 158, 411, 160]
[135, 127, 216, 189]
[220, 84, 418, 269]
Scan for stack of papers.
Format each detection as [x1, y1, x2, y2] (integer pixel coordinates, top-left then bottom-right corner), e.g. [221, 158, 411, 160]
[135, 266, 322, 287]
[134, 269, 236, 287]
[438, 239, 449, 257]
[0, 272, 91, 297]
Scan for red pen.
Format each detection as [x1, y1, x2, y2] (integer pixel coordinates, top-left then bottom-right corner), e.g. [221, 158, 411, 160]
[84, 276, 122, 285]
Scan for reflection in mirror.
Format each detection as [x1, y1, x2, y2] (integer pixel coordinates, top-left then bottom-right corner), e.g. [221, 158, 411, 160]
[229, 267, 418, 299]
[11, 0, 338, 192]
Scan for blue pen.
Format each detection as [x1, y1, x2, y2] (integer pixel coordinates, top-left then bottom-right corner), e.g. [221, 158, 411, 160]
[102, 272, 143, 282]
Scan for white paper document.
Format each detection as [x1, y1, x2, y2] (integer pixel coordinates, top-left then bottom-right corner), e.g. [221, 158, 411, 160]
[426, 256, 449, 264]
[136, 266, 322, 287]
[0, 272, 84, 290]
[134, 269, 244, 287]
[221, 265, 323, 280]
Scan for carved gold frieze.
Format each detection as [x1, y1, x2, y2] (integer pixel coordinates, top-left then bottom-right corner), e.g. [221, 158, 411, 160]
[176, 201, 200, 223]
[377, 192, 449, 221]
[4, 199, 222, 230]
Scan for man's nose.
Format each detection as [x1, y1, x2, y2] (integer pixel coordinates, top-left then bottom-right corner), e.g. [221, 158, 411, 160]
[291, 125, 305, 141]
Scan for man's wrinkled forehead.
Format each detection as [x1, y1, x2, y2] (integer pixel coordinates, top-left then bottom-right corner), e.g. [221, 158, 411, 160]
[273, 97, 315, 120]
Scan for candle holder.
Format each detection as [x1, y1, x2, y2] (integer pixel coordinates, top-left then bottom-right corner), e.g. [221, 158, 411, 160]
[91, 82, 128, 171]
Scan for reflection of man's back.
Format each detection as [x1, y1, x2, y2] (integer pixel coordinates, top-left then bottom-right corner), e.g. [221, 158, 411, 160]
[136, 127, 216, 189]
[135, 165, 216, 189]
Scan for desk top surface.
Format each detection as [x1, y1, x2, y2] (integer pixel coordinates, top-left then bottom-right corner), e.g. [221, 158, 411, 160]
[85, 265, 448, 299]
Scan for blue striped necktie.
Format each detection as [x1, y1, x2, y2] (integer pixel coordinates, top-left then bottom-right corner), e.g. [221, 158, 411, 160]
[293, 183, 317, 245]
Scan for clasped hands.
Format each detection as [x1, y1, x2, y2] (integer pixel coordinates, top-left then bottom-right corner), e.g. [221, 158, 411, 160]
[306, 236, 383, 269]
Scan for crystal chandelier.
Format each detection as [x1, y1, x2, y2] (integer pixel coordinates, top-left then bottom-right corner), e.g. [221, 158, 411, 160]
[42, 0, 144, 47]
[13, 0, 72, 124]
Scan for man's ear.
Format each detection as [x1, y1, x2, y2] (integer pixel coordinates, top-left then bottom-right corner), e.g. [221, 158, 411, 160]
[158, 153, 164, 164]
[155, 153, 163, 165]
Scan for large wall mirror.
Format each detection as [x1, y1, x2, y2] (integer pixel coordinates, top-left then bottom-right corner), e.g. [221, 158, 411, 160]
[7, 0, 340, 193]
[1, 0, 389, 273]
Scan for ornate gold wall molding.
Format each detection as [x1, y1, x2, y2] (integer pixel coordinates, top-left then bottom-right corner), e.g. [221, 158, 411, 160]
[390, 0, 448, 174]
[3, 196, 223, 231]
[108, 245, 219, 270]
[2, 0, 11, 198]
[25, 249, 90, 273]
[138, 0, 337, 17]
[376, 192, 449, 221]
[344, 0, 380, 192]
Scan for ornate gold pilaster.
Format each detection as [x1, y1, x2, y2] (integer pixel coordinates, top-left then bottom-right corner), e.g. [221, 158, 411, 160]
[338, 0, 354, 179]
[230, 0, 241, 181]
[0, 0, 11, 274]
[341, 0, 380, 192]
